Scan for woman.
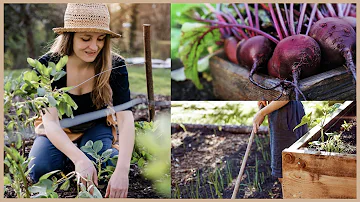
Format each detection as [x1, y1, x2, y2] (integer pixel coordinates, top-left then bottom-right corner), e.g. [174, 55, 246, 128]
[252, 101, 308, 183]
[28, 3, 134, 198]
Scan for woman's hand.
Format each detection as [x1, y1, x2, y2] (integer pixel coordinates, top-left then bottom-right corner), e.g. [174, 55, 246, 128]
[252, 109, 266, 134]
[74, 158, 98, 190]
[105, 169, 129, 198]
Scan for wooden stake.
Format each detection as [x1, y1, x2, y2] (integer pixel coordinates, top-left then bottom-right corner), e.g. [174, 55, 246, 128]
[143, 24, 155, 121]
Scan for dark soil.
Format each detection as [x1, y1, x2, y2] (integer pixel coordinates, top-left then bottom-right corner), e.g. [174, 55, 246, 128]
[4, 93, 170, 198]
[171, 58, 218, 101]
[171, 78, 219, 101]
[171, 127, 282, 199]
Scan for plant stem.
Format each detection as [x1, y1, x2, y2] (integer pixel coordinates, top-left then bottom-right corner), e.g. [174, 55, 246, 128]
[326, 3, 337, 17]
[244, 3, 255, 36]
[254, 4, 259, 29]
[305, 3, 318, 36]
[275, 4, 289, 37]
[296, 3, 307, 35]
[269, 3, 283, 39]
[195, 18, 280, 43]
[232, 3, 245, 24]
[289, 4, 296, 35]
[4, 146, 31, 198]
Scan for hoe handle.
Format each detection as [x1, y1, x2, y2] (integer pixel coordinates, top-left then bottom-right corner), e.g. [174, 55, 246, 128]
[231, 129, 255, 199]
[231, 102, 265, 199]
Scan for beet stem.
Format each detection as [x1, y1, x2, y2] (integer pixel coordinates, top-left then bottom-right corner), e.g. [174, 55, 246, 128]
[337, 4, 343, 17]
[284, 4, 291, 30]
[245, 3, 255, 37]
[326, 3, 337, 17]
[343, 48, 357, 82]
[275, 4, 289, 37]
[305, 3, 318, 36]
[344, 4, 351, 16]
[232, 3, 245, 24]
[224, 11, 249, 39]
[296, 3, 307, 35]
[290, 4, 296, 35]
[315, 4, 324, 19]
[269, 3, 284, 39]
[255, 4, 260, 30]
[195, 18, 280, 43]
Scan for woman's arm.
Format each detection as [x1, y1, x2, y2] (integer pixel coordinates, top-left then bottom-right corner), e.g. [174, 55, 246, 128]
[42, 107, 98, 186]
[253, 101, 289, 133]
[106, 110, 135, 198]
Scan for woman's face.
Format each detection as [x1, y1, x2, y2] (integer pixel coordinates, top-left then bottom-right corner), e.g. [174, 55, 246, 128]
[72, 32, 106, 63]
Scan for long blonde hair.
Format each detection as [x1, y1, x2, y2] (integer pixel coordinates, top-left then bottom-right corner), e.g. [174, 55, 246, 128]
[50, 32, 113, 109]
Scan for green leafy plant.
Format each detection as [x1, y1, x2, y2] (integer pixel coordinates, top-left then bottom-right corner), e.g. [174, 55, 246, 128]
[80, 140, 118, 185]
[4, 56, 78, 198]
[294, 102, 354, 153]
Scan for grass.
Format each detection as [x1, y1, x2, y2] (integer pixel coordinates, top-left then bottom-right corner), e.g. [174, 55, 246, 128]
[4, 67, 171, 96]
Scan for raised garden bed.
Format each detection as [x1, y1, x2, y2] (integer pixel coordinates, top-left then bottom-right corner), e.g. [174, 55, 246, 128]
[209, 50, 356, 101]
[282, 101, 356, 199]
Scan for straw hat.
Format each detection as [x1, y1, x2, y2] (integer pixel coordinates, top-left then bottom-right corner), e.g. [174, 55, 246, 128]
[53, 3, 121, 38]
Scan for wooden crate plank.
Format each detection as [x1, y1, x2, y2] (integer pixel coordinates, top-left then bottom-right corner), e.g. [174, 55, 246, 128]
[282, 150, 356, 199]
[209, 51, 356, 100]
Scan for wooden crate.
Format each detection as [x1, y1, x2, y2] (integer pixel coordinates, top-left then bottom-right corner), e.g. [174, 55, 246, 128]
[282, 101, 356, 199]
[209, 50, 356, 100]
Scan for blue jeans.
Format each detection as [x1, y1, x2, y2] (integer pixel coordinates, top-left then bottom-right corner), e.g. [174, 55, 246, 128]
[268, 101, 308, 178]
[28, 123, 118, 183]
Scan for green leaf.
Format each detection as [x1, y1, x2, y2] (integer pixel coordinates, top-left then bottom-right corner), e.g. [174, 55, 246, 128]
[101, 149, 113, 162]
[77, 191, 93, 198]
[56, 55, 68, 71]
[80, 145, 94, 154]
[62, 93, 78, 109]
[47, 96, 57, 107]
[179, 22, 220, 89]
[137, 157, 145, 168]
[93, 140, 103, 154]
[293, 112, 312, 131]
[59, 179, 70, 191]
[23, 71, 39, 82]
[27, 58, 37, 67]
[28, 179, 53, 195]
[54, 70, 66, 81]
[15, 132, 22, 149]
[4, 175, 12, 185]
[39, 170, 60, 181]
[37, 88, 46, 97]
[60, 86, 73, 92]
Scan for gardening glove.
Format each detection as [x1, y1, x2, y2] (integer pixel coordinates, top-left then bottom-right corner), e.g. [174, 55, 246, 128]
[105, 169, 129, 198]
[75, 158, 99, 193]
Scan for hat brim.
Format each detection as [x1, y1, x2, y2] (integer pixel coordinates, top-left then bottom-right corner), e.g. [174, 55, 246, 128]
[53, 27, 121, 38]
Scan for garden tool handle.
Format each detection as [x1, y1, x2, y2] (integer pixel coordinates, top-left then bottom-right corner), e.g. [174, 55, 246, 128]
[231, 102, 264, 199]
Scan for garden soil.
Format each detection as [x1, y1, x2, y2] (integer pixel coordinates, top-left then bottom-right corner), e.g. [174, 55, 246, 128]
[171, 127, 282, 199]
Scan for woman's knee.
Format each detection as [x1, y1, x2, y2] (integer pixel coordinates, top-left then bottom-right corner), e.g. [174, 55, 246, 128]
[28, 136, 66, 182]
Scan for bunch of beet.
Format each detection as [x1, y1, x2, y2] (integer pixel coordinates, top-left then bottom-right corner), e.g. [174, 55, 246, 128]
[183, 3, 356, 100]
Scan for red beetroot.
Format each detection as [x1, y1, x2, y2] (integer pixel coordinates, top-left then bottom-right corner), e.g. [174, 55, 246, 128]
[309, 17, 356, 81]
[268, 35, 321, 79]
[224, 36, 239, 64]
[267, 34, 321, 99]
[238, 36, 275, 87]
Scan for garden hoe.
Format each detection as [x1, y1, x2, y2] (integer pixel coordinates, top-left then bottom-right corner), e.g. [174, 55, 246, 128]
[231, 103, 265, 199]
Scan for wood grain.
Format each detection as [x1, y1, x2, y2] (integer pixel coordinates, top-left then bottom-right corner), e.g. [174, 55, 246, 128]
[209, 50, 356, 101]
[282, 101, 356, 199]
